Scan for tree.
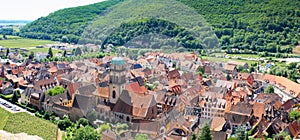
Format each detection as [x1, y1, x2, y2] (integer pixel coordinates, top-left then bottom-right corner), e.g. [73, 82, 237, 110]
[87, 111, 97, 123]
[61, 36, 69, 43]
[11, 90, 19, 103]
[48, 47, 53, 58]
[227, 74, 231, 81]
[198, 66, 204, 76]
[72, 126, 100, 140]
[57, 115, 74, 130]
[6, 48, 10, 57]
[273, 132, 292, 140]
[63, 50, 67, 57]
[75, 47, 83, 56]
[198, 123, 212, 140]
[289, 110, 300, 121]
[135, 133, 149, 140]
[76, 118, 89, 128]
[235, 126, 247, 140]
[237, 65, 245, 72]
[265, 85, 274, 94]
[29, 51, 35, 59]
[98, 123, 111, 134]
[46, 86, 65, 96]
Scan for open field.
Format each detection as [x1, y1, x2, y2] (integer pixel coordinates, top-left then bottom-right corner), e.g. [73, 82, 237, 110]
[202, 56, 257, 65]
[0, 107, 58, 140]
[0, 108, 10, 129]
[227, 53, 260, 59]
[0, 38, 53, 48]
[27, 47, 62, 55]
[293, 45, 300, 54]
[0, 35, 22, 40]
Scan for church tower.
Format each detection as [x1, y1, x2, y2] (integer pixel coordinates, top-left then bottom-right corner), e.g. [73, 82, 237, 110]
[109, 57, 127, 104]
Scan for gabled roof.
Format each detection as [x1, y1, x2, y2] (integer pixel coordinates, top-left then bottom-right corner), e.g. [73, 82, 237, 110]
[211, 117, 226, 131]
[288, 120, 300, 139]
[168, 69, 180, 79]
[227, 60, 247, 66]
[252, 102, 265, 118]
[224, 64, 236, 71]
[72, 94, 93, 115]
[125, 82, 148, 94]
[281, 98, 300, 111]
[113, 90, 157, 118]
[263, 74, 300, 97]
[216, 80, 235, 89]
[230, 102, 253, 116]
[77, 84, 97, 96]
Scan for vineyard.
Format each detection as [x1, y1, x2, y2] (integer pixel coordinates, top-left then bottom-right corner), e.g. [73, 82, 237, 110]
[0, 108, 58, 140]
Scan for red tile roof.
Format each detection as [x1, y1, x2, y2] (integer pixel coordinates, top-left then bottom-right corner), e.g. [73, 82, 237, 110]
[252, 102, 265, 118]
[125, 82, 148, 94]
[12, 69, 19, 75]
[288, 120, 300, 139]
[263, 74, 300, 97]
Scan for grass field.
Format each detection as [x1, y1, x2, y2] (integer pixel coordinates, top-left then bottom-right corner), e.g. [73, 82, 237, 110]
[0, 38, 53, 48]
[0, 35, 22, 40]
[227, 53, 260, 59]
[0, 108, 58, 140]
[202, 56, 257, 65]
[0, 108, 10, 129]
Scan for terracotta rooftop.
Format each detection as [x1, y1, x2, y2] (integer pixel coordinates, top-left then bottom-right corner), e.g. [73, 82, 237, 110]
[263, 74, 300, 97]
[252, 102, 265, 118]
[125, 82, 148, 94]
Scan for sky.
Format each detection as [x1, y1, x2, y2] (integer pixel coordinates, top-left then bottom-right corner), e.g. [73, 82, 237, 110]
[0, 0, 105, 20]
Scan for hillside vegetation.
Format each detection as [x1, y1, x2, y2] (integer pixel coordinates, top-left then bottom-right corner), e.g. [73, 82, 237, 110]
[20, 0, 300, 52]
[20, 0, 123, 43]
[178, 0, 300, 53]
[80, 0, 218, 49]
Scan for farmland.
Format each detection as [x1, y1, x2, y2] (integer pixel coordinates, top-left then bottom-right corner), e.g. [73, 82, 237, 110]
[0, 108, 10, 129]
[0, 38, 53, 48]
[0, 107, 58, 140]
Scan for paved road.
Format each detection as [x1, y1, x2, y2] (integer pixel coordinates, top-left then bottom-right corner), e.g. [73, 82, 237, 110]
[0, 98, 34, 115]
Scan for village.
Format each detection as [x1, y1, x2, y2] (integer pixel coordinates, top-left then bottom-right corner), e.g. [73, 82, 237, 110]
[0, 49, 299, 140]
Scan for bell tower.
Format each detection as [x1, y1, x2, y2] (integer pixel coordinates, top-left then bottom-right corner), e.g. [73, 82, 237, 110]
[109, 57, 127, 104]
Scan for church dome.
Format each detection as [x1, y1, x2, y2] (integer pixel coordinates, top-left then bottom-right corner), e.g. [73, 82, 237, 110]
[112, 57, 126, 65]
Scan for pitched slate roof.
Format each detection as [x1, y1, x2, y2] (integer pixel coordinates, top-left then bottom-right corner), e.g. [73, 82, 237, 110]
[72, 94, 94, 115]
[77, 84, 96, 96]
[168, 69, 180, 79]
[113, 90, 157, 118]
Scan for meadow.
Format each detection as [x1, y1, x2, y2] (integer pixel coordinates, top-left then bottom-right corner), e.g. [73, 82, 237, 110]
[0, 38, 53, 48]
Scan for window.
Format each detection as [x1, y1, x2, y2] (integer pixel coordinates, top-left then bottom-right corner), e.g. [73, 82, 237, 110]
[112, 90, 116, 99]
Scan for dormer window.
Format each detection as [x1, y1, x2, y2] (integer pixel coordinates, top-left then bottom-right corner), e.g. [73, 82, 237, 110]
[290, 91, 295, 95]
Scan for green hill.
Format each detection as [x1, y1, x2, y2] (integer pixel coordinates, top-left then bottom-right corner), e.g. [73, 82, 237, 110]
[20, 0, 124, 42]
[20, 0, 300, 52]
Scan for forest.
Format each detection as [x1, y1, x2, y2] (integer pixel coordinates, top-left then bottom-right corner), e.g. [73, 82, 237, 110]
[178, 0, 300, 53]
[19, 0, 124, 43]
[19, 0, 300, 53]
